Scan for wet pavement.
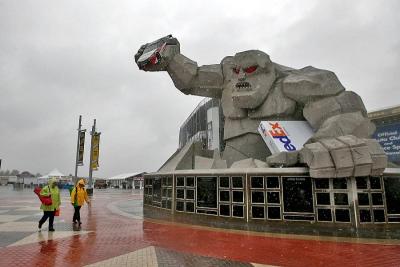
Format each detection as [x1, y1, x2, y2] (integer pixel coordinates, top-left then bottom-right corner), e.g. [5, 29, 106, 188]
[0, 186, 399, 266]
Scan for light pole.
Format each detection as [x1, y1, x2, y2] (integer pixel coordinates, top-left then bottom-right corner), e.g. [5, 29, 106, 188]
[74, 115, 82, 185]
[87, 119, 97, 195]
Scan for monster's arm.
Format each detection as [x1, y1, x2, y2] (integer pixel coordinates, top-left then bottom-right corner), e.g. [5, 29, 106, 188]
[268, 67, 387, 178]
[135, 38, 224, 98]
[303, 91, 373, 141]
[166, 54, 224, 98]
[302, 91, 387, 177]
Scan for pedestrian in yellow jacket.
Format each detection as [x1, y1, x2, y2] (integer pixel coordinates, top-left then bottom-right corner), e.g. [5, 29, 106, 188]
[38, 178, 61, 231]
[70, 179, 90, 225]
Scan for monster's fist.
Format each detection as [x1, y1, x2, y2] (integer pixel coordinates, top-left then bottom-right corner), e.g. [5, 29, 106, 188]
[267, 135, 387, 178]
[135, 35, 180, 71]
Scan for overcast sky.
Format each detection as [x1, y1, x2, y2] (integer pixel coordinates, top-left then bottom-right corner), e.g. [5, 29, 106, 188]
[0, 0, 399, 177]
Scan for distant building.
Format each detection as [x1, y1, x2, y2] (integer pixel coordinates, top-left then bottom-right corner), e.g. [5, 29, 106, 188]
[0, 176, 11, 185]
[369, 105, 400, 167]
[17, 171, 37, 187]
[179, 98, 223, 151]
[37, 168, 76, 189]
[106, 172, 146, 189]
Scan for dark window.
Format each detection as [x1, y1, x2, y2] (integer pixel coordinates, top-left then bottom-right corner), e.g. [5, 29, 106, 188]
[176, 201, 184, 211]
[232, 177, 243, 188]
[316, 193, 330, 205]
[176, 189, 185, 199]
[266, 177, 279, 188]
[283, 177, 313, 213]
[167, 177, 173, 186]
[186, 202, 195, 213]
[232, 205, 244, 217]
[251, 191, 264, 204]
[219, 177, 230, 188]
[315, 179, 329, 189]
[370, 177, 381, 189]
[356, 177, 368, 189]
[373, 209, 385, 222]
[152, 178, 162, 202]
[371, 193, 383, 206]
[197, 177, 217, 208]
[177, 177, 185, 187]
[284, 215, 314, 221]
[186, 177, 195, 187]
[317, 209, 332, 222]
[334, 193, 349, 205]
[359, 209, 372, 222]
[186, 189, 195, 200]
[383, 177, 400, 214]
[219, 191, 230, 202]
[219, 204, 230, 216]
[233, 191, 244, 203]
[162, 200, 167, 208]
[251, 176, 264, 188]
[358, 193, 370, 206]
[167, 200, 172, 209]
[333, 178, 347, 189]
[219, 177, 229, 188]
[267, 206, 281, 220]
[267, 192, 280, 204]
[252, 206, 265, 219]
[335, 209, 351, 222]
[162, 188, 167, 197]
[162, 177, 167, 185]
[167, 189, 172, 198]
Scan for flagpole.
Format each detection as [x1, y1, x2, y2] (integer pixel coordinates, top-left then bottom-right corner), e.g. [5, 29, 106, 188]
[74, 115, 82, 185]
[87, 119, 96, 196]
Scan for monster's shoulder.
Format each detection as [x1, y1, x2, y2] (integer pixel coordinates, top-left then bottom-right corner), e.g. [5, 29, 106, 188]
[280, 66, 345, 104]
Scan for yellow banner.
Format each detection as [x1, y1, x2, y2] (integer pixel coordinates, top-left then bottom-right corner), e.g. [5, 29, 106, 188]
[91, 132, 100, 170]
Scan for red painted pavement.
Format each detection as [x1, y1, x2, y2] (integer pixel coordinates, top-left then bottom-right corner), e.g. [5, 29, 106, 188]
[0, 192, 399, 267]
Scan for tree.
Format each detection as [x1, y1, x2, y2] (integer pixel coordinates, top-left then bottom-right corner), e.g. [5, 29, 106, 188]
[10, 170, 20, 175]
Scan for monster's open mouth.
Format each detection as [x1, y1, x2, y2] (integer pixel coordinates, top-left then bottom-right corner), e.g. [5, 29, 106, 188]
[235, 82, 251, 91]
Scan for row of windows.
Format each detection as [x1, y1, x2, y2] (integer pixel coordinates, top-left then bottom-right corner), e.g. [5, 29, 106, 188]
[144, 176, 399, 224]
[145, 176, 384, 190]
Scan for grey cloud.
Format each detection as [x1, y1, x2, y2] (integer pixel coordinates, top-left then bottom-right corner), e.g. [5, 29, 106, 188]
[0, 0, 398, 176]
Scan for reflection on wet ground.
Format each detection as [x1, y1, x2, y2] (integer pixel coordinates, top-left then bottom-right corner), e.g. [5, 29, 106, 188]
[143, 205, 400, 243]
[0, 186, 399, 266]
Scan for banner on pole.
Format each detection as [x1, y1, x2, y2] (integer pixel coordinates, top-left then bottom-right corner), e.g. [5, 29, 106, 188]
[78, 131, 85, 165]
[91, 132, 100, 170]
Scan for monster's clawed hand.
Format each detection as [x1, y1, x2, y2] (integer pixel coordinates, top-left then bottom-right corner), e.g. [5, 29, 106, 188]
[267, 135, 387, 178]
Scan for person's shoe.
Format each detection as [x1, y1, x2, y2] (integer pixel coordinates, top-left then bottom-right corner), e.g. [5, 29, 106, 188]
[49, 228, 55, 232]
[72, 220, 77, 224]
[78, 221, 82, 225]
[38, 222, 42, 231]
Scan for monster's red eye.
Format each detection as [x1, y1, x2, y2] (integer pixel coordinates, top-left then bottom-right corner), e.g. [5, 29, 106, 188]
[232, 67, 240, 74]
[244, 65, 257, 74]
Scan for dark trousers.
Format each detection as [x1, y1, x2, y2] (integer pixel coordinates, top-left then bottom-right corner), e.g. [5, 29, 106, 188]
[39, 210, 55, 229]
[73, 206, 81, 222]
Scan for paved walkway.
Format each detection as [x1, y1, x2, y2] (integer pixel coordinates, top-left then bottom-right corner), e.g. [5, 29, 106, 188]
[0, 186, 399, 266]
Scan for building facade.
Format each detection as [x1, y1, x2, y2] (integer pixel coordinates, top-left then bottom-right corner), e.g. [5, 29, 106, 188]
[179, 98, 224, 151]
[368, 105, 400, 167]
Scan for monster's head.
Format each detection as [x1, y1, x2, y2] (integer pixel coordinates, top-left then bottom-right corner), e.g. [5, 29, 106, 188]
[230, 50, 276, 109]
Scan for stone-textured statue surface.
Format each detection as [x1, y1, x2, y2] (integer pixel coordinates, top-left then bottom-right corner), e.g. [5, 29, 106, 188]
[135, 36, 387, 178]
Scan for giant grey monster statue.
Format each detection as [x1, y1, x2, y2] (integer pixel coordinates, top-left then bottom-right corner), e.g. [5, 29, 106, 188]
[134, 35, 387, 178]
